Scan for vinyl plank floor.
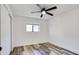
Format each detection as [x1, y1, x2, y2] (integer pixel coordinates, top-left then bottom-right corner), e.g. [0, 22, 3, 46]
[10, 42, 78, 55]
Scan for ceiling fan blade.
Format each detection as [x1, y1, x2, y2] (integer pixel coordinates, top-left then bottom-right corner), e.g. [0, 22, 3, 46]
[45, 6, 57, 11]
[36, 4, 42, 9]
[40, 14, 43, 17]
[31, 11, 41, 13]
[46, 12, 53, 16]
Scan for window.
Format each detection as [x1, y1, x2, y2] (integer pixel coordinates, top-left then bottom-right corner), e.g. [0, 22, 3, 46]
[26, 24, 40, 32]
[26, 25, 32, 32]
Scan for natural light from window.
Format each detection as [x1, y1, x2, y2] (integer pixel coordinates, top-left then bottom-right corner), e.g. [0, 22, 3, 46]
[26, 25, 32, 32]
[26, 24, 40, 32]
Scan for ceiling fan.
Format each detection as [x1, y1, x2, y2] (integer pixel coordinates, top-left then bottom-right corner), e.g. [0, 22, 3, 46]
[31, 4, 57, 18]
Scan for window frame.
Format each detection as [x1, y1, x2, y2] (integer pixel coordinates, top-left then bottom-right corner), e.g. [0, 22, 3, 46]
[26, 24, 40, 32]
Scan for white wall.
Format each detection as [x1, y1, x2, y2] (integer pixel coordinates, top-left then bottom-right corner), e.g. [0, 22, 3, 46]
[49, 8, 79, 54]
[12, 16, 50, 47]
[0, 5, 1, 46]
[0, 5, 1, 54]
[1, 5, 11, 55]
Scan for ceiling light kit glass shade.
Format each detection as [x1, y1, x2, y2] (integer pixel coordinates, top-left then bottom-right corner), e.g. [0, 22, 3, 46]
[42, 11, 46, 14]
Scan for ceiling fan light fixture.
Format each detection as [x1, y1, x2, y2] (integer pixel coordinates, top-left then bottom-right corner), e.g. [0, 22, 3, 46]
[31, 4, 57, 18]
[42, 11, 46, 14]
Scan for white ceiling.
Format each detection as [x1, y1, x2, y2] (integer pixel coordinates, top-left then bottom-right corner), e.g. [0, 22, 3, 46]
[9, 4, 79, 19]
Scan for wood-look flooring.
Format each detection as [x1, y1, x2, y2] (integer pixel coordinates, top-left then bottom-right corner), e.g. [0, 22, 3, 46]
[10, 42, 78, 55]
